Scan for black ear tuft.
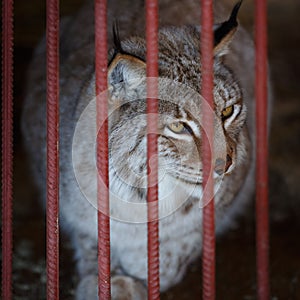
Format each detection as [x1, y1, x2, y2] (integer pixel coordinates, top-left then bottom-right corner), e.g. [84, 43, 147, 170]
[113, 21, 124, 54]
[214, 0, 243, 47]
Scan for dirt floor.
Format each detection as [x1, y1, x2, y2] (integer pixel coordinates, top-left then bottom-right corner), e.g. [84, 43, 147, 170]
[3, 0, 300, 299]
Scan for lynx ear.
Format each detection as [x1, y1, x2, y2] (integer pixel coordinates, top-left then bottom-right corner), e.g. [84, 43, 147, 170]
[213, 1, 242, 56]
[109, 22, 146, 92]
[107, 53, 146, 113]
[108, 54, 146, 88]
[107, 23, 146, 116]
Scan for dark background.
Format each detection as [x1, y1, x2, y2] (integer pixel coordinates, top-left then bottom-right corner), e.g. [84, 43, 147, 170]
[4, 0, 300, 299]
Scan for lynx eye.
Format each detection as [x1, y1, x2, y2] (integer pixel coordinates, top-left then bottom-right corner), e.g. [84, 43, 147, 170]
[222, 105, 234, 119]
[168, 122, 185, 134]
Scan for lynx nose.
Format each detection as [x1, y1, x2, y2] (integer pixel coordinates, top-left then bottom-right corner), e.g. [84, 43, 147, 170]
[214, 155, 232, 175]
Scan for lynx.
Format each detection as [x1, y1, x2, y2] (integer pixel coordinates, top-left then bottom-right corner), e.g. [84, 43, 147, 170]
[22, 0, 260, 298]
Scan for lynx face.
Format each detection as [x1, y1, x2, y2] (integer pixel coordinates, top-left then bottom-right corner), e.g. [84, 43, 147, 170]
[104, 25, 247, 219]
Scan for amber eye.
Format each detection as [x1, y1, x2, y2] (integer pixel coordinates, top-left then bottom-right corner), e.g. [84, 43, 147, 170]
[222, 105, 234, 119]
[168, 122, 185, 133]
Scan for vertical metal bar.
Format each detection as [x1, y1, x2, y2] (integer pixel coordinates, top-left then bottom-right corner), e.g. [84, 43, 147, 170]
[146, 0, 160, 299]
[200, 0, 215, 300]
[255, 0, 270, 299]
[1, 0, 14, 299]
[95, 0, 111, 299]
[46, 0, 60, 299]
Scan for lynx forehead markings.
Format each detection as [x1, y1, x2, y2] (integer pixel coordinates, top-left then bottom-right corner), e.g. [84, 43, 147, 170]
[22, 1, 259, 298]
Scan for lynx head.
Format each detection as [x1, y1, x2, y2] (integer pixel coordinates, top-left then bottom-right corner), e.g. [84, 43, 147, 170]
[106, 2, 248, 217]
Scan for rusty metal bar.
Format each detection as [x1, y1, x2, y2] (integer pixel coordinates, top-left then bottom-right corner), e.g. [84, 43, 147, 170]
[255, 0, 270, 299]
[200, 0, 215, 299]
[95, 0, 111, 298]
[1, 0, 14, 299]
[46, 0, 60, 298]
[146, 0, 160, 299]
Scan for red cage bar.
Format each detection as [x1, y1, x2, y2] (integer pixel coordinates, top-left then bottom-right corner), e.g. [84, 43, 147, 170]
[95, 0, 111, 299]
[200, 1, 216, 300]
[2, 0, 14, 299]
[255, 0, 270, 299]
[46, 0, 60, 299]
[146, 0, 160, 299]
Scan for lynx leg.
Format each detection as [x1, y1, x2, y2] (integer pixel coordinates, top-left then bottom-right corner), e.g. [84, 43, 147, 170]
[73, 234, 147, 299]
[76, 275, 98, 300]
[76, 274, 147, 300]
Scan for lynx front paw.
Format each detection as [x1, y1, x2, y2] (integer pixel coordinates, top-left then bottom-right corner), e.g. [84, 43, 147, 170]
[76, 275, 147, 300]
[111, 275, 147, 300]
